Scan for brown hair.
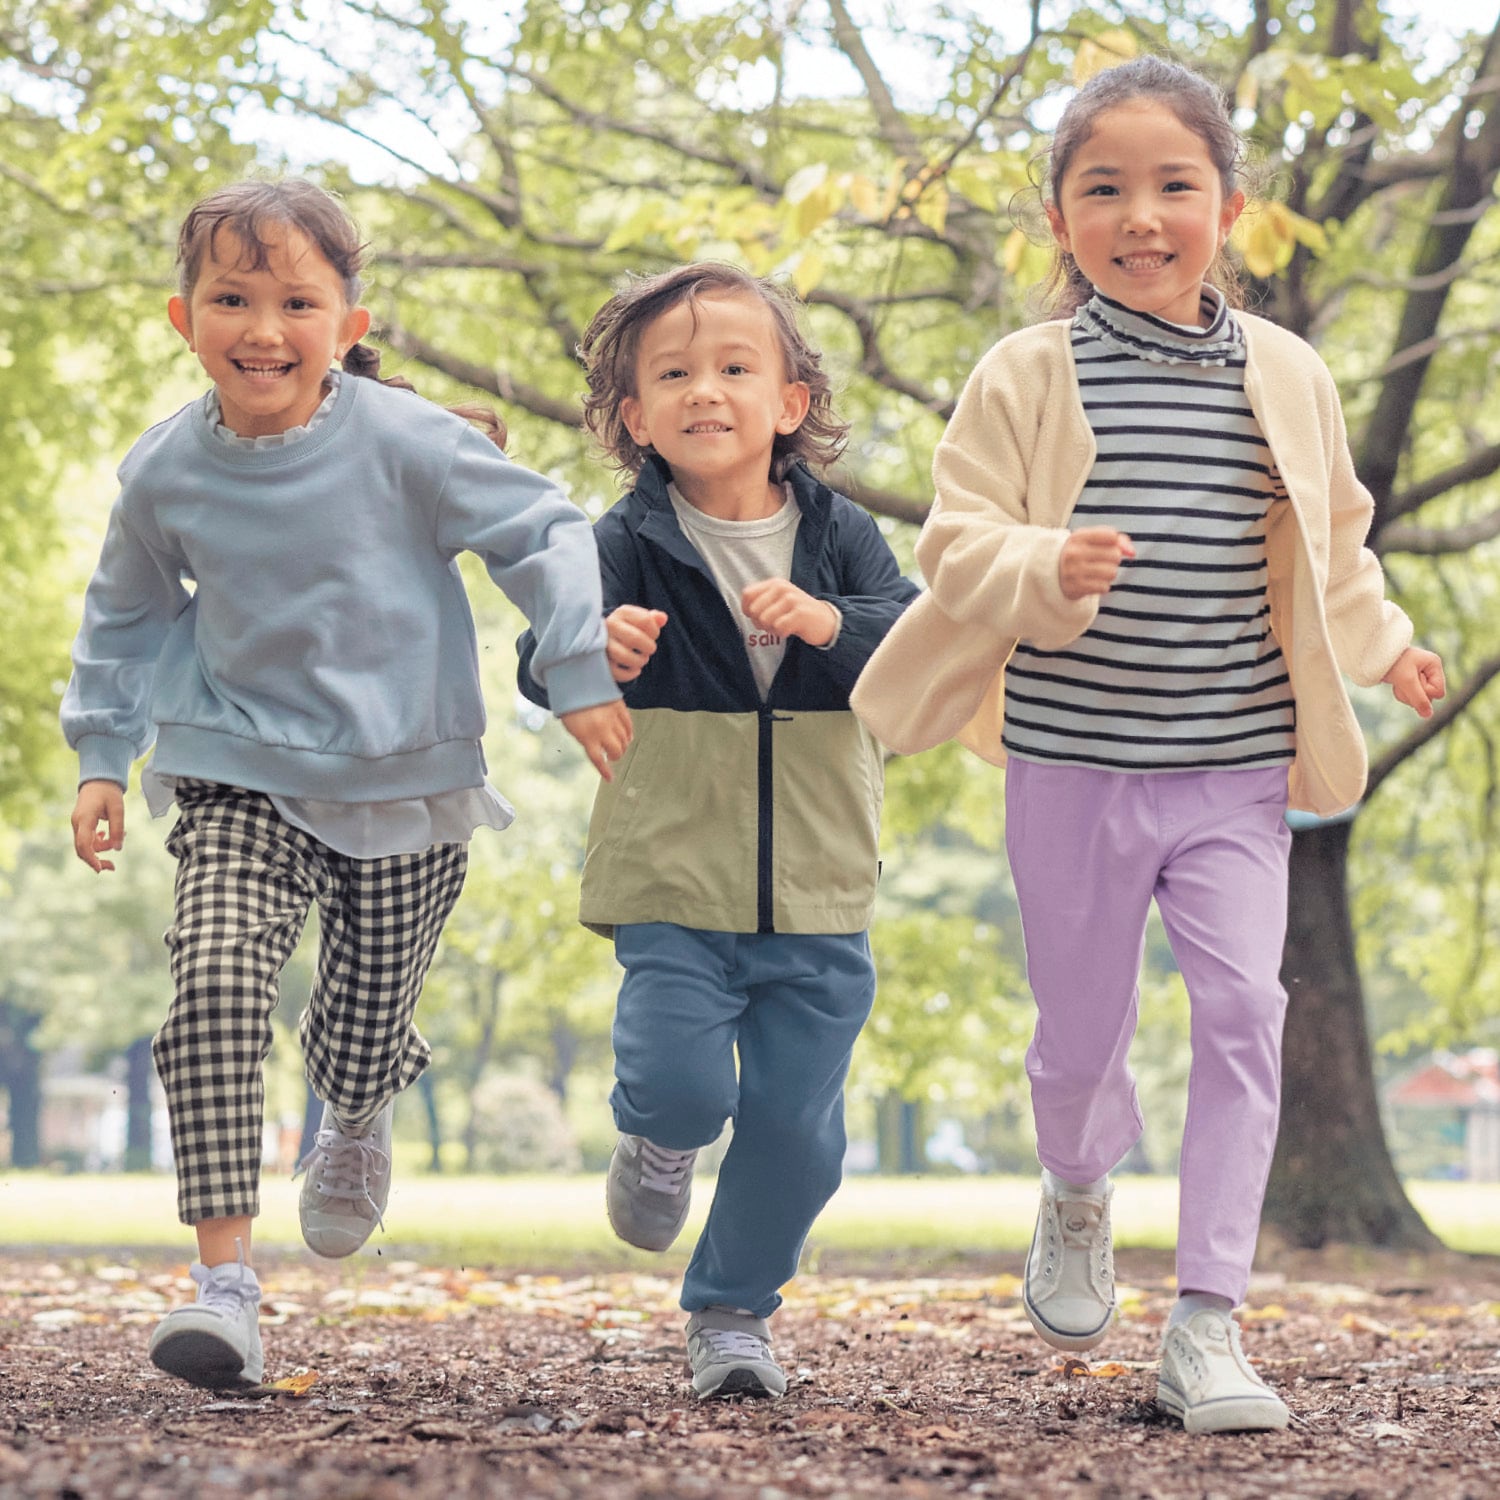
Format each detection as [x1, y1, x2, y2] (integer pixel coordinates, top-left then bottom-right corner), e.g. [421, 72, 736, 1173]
[579, 263, 847, 480]
[1037, 56, 1249, 318]
[176, 179, 505, 449]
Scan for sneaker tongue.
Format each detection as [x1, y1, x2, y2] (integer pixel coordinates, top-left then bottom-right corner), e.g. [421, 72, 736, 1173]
[1060, 1206, 1099, 1242]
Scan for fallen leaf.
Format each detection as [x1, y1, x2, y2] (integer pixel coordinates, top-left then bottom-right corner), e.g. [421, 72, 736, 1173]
[264, 1370, 319, 1397]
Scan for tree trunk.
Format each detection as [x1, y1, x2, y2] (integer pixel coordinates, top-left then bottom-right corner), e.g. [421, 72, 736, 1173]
[876, 1093, 927, 1174]
[1263, 820, 1439, 1249]
[548, 1022, 579, 1105]
[416, 1072, 443, 1172]
[123, 1036, 155, 1171]
[0, 1000, 42, 1169]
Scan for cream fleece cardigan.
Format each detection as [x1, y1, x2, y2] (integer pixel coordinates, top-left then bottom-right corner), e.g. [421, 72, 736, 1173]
[850, 312, 1413, 816]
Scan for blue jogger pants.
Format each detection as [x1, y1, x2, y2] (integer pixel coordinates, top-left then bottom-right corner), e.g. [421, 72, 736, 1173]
[611, 923, 876, 1317]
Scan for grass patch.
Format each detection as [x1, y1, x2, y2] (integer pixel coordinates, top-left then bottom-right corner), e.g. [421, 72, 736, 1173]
[3, 1171, 1496, 1264]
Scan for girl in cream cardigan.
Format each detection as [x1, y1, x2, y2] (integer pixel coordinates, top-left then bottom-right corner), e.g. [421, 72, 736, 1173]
[852, 55, 1443, 1437]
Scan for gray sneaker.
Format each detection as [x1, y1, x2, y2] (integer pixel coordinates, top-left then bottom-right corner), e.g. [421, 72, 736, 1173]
[1022, 1176, 1116, 1351]
[148, 1257, 264, 1389]
[606, 1133, 698, 1251]
[685, 1307, 787, 1399]
[298, 1100, 393, 1258]
[1156, 1310, 1290, 1434]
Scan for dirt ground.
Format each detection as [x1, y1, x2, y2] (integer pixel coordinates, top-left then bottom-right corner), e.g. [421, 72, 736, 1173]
[2, 1242, 1499, 1500]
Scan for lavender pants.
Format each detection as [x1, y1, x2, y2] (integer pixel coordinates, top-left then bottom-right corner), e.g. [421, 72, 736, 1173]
[1004, 759, 1291, 1304]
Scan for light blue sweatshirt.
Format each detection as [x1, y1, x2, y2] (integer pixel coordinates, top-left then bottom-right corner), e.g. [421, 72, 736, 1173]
[62, 374, 617, 799]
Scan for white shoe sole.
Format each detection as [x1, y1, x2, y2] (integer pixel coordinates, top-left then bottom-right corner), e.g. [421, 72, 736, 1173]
[1156, 1379, 1290, 1434]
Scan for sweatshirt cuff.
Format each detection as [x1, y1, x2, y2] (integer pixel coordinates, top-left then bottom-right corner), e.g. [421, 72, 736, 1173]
[75, 734, 134, 788]
[537, 651, 621, 716]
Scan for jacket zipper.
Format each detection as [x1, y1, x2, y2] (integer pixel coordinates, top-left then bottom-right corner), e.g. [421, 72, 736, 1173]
[757, 706, 792, 933]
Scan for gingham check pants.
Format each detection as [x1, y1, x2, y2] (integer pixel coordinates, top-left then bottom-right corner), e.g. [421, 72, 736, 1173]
[154, 781, 468, 1224]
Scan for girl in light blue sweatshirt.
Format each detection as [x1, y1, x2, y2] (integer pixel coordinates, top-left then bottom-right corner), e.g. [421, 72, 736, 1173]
[61, 179, 631, 1390]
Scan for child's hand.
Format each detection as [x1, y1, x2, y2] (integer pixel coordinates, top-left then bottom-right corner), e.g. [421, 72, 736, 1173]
[1383, 646, 1446, 719]
[72, 780, 126, 873]
[560, 699, 634, 781]
[742, 578, 838, 647]
[606, 605, 669, 683]
[1059, 527, 1136, 600]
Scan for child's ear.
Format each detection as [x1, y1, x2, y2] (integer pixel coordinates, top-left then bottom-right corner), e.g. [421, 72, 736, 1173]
[620, 395, 649, 447]
[776, 381, 811, 435]
[1045, 202, 1072, 255]
[167, 295, 195, 351]
[340, 305, 372, 355]
[1219, 189, 1247, 247]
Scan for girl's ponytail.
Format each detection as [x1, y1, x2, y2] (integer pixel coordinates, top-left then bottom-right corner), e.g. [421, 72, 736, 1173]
[342, 341, 508, 452]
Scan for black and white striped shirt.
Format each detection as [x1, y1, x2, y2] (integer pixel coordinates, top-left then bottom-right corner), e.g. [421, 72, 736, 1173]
[1002, 290, 1297, 773]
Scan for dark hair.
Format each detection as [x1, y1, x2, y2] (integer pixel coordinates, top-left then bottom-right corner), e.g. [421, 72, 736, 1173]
[176, 179, 506, 449]
[579, 262, 848, 480]
[1038, 56, 1249, 318]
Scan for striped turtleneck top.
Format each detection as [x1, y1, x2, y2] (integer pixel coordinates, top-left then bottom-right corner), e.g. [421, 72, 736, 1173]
[1001, 288, 1298, 774]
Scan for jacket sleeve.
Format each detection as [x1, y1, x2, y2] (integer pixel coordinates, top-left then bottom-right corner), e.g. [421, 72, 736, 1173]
[61, 494, 192, 787]
[1311, 361, 1413, 686]
[916, 338, 1098, 650]
[807, 501, 921, 694]
[438, 426, 618, 716]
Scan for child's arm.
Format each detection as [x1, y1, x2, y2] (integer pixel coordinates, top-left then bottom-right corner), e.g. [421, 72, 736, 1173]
[743, 498, 919, 695]
[440, 429, 620, 725]
[71, 779, 126, 873]
[61, 496, 192, 869]
[1383, 646, 1446, 719]
[518, 508, 646, 705]
[1059, 527, 1136, 599]
[741, 580, 837, 646]
[558, 699, 635, 781]
[915, 342, 1099, 650]
[1306, 353, 1445, 716]
[605, 605, 669, 683]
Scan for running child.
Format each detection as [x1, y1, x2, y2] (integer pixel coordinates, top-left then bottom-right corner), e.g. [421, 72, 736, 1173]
[62, 178, 629, 1390]
[851, 56, 1444, 1434]
[519, 263, 917, 1399]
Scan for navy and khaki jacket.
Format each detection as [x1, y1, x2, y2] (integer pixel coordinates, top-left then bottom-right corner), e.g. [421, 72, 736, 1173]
[518, 456, 919, 937]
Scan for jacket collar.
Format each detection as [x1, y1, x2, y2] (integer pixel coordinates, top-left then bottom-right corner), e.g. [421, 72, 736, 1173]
[631, 454, 834, 570]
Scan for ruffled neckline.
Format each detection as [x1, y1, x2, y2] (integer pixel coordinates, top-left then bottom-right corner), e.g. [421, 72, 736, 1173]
[1075, 288, 1243, 366]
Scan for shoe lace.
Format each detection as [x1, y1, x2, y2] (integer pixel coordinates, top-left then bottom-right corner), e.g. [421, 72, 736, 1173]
[638, 1139, 696, 1194]
[301, 1126, 389, 1227]
[701, 1326, 771, 1362]
[191, 1237, 261, 1316]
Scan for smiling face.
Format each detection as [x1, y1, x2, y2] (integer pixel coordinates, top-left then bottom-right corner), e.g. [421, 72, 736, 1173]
[618, 292, 810, 514]
[1046, 99, 1244, 327]
[167, 222, 371, 438]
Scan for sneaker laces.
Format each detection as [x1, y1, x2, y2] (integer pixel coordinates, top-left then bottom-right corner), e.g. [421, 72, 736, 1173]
[638, 1139, 696, 1194]
[700, 1326, 771, 1361]
[191, 1237, 261, 1316]
[300, 1126, 389, 1227]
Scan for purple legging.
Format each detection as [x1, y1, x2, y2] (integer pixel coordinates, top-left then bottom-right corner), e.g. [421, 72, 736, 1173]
[1005, 758, 1291, 1304]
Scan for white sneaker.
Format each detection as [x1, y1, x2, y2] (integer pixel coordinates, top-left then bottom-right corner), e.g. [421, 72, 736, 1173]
[148, 1256, 264, 1389]
[685, 1307, 786, 1399]
[298, 1100, 393, 1258]
[1022, 1176, 1115, 1351]
[606, 1133, 698, 1251]
[1156, 1310, 1290, 1434]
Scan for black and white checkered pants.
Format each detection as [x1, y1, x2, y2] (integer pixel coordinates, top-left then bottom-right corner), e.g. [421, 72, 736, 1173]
[154, 781, 468, 1225]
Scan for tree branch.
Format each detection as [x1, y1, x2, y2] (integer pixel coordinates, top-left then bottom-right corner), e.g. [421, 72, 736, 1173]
[378, 321, 584, 428]
[824, 0, 919, 159]
[1384, 440, 1500, 523]
[806, 287, 954, 418]
[1379, 506, 1500, 556]
[1358, 31, 1500, 529]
